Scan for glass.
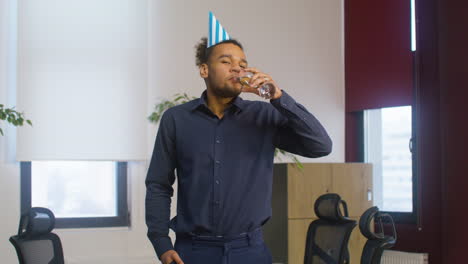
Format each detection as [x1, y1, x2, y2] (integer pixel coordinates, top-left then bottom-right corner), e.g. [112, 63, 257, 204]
[364, 106, 413, 212]
[31, 161, 117, 218]
[238, 72, 275, 99]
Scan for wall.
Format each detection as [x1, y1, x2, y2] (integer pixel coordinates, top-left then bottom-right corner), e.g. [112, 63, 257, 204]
[1, 0, 345, 263]
[0, 0, 21, 262]
[438, 0, 468, 262]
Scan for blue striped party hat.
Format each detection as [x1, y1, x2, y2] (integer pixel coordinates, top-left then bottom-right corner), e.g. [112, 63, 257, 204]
[207, 11, 231, 48]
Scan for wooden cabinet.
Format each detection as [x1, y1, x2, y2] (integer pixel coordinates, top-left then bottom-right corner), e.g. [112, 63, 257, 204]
[263, 163, 372, 264]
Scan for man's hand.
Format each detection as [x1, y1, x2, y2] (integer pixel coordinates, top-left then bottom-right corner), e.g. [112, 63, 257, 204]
[161, 250, 184, 264]
[241, 67, 282, 100]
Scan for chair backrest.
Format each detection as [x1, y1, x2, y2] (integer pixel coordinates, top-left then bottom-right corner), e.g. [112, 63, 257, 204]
[304, 193, 357, 264]
[9, 207, 65, 264]
[359, 206, 397, 264]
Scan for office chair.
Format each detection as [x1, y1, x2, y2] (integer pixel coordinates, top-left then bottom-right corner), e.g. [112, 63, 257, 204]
[304, 193, 357, 264]
[9, 207, 65, 264]
[359, 206, 397, 264]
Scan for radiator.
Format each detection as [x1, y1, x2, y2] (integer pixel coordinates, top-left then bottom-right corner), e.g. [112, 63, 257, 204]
[381, 250, 429, 264]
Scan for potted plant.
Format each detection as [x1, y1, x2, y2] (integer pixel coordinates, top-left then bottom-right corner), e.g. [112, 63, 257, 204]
[0, 104, 32, 136]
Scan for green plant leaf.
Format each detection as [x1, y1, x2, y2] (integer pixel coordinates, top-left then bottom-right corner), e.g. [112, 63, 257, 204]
[0, 106, 32, 136]
[0, 127, 3, 136]
[291, 155, 304, 171]
[174, 95, 184, 101]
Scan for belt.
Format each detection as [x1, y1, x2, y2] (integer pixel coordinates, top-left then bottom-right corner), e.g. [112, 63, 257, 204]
[176, 228, 263, 264]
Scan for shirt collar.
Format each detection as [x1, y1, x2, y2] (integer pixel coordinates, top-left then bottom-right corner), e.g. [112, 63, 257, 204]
[190, 90, 245, 113]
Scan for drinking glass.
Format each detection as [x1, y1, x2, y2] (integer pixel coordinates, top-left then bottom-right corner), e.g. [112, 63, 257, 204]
[238, 72, 275, 99]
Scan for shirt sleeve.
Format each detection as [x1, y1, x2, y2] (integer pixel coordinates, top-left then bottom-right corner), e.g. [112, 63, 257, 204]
[270, 90, 333, 158]
[145, 110, 177, 259]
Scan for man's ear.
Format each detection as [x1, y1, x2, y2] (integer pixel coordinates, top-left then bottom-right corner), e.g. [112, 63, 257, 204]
[199, 63, 208, 78]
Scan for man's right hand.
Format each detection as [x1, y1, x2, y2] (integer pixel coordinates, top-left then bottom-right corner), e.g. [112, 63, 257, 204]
[161, 250, 184, 264]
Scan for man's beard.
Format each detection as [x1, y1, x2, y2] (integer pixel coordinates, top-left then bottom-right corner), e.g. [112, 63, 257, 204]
[212, 85, 241, 98]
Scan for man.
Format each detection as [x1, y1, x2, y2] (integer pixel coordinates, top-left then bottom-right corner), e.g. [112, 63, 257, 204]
[146, 13, 332, 264]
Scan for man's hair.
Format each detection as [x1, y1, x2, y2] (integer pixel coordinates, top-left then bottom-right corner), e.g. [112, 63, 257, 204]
[195, 37, 244, 67]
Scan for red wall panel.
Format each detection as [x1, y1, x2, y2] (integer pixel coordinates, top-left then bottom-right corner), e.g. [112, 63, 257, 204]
[438, 0, 468, 262]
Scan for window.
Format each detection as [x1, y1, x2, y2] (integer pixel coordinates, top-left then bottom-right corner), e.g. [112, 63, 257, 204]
[411, 0, 416, 51]
[363, 106, 416, 222]
[21, 161, 129, 228]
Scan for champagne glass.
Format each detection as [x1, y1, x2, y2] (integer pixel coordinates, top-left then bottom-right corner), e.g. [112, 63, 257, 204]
[238, 72, 275, 99]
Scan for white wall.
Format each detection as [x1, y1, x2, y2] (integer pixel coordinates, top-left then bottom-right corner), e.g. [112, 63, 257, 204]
[0, 0, 21, 262]
[1, 0, 344, 263]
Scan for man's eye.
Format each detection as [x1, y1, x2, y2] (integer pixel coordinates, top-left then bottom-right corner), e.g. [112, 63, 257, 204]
[222, 61, 230, 64]
[240, 65, 247, 69]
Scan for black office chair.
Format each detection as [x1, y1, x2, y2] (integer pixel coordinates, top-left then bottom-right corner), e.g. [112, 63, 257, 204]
[359, 206, 397, 264]
[9, 207, 65, 264]
[304, 193, 357, 264]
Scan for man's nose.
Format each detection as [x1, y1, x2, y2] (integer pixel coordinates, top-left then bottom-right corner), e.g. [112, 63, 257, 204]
[231, 65, 241, 73]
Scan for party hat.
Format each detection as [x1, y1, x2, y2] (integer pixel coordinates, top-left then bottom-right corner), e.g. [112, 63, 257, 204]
[208, 11, 231, 48]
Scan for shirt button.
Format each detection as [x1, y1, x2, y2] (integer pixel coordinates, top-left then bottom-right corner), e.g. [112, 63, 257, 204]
[215, 160, 220, 164]
[282, 103, 287, 107]
[215, 180, 220, 184]
[216, 139, 221, 144]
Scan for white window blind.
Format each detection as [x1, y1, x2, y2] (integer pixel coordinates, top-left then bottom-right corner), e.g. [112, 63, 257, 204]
[16, 0, 148, 161]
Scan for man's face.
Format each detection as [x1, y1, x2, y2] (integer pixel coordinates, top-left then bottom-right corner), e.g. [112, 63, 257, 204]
[200, 43, 248, 98]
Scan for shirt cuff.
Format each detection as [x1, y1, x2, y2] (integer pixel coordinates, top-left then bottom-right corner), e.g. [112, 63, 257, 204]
[152, 236, 174, 260]
[270, 90, 295, 112]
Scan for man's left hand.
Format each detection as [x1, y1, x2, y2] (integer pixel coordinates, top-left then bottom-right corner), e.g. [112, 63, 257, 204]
[242, 67, 282, 100]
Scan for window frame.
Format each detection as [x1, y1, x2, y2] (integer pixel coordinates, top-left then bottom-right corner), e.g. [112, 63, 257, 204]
[359, 105, 419, 224]
[20, 161, 129, 228]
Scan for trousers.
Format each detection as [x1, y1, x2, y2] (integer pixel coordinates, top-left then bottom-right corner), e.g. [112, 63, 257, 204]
[173, 228, 272, 264]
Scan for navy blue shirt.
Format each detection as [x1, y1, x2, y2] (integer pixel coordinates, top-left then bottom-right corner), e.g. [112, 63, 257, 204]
[145, 90, 332, 258]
